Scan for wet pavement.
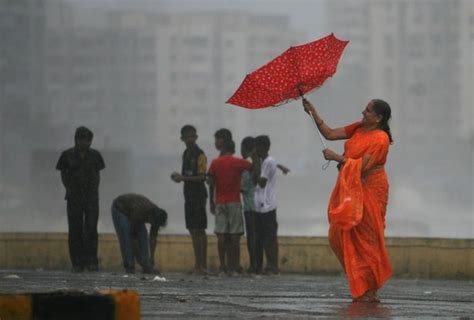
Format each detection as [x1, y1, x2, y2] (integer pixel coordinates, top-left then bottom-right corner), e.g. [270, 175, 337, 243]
[1, 269, 473, 319]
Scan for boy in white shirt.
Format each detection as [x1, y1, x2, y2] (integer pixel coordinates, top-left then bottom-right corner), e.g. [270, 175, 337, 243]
[254, 135, 279, 275]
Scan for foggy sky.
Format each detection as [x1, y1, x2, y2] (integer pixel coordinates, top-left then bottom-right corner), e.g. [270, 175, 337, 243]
[0, 0, 472, 238]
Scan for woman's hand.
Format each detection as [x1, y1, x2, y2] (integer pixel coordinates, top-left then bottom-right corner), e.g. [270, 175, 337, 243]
[322, 148, 340, 161]
[302, 98, 316, 115]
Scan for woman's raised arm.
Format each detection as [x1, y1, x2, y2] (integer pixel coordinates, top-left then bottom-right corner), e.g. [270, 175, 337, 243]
[302, 98, 348, 141]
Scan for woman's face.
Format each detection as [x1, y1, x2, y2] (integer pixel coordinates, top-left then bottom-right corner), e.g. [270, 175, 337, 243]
[362, 101, 382, 127]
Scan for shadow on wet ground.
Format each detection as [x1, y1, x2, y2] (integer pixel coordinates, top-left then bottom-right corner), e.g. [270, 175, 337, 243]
[1, 270, 473, 319]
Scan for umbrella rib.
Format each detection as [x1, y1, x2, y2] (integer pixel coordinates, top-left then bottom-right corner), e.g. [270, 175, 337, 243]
[288, 47, 303, 95]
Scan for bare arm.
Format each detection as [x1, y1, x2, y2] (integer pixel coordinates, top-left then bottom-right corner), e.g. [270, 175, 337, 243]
[276, 164, 290, 175]
[250, 153, 262, 186]
[132, 237, 143, 266]
[207, 176, 215, 214]
[322, 149, 346, 164]
[172, 153, 207, 183]
[256, 176, 267, 188]
[302, 98, 348, 141]
[254, 156, 267, 188]
[149, 227, 158, 267]
[323, 150, 373, 175]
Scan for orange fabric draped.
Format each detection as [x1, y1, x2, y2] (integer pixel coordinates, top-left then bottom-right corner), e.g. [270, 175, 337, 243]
[328, 126, 392, 298]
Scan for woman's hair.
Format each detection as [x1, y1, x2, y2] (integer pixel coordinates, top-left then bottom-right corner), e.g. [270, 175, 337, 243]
[372, 99, 393, 144]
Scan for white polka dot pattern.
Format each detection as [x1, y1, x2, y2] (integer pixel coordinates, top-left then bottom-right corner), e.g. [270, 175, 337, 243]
[226, 33, 349, 109]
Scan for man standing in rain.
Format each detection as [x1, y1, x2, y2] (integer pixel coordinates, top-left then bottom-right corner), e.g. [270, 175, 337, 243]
[56, 126, 105, 272]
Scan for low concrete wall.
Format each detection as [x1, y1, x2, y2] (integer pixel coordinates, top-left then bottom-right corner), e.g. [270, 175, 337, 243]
[0, 233, 472, 279]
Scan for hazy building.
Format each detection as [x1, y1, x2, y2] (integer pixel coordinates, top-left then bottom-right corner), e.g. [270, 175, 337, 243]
[41, 11, 159, 154]
[0, 0, 46, 212]
[155, 12, 307, 156]
[460, 0, 474, 140]
[327, 0, 472, 136]
[0, 2, 162, 229]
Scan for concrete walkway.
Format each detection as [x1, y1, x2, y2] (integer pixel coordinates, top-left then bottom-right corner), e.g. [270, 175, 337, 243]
[1, 270, 473, 319]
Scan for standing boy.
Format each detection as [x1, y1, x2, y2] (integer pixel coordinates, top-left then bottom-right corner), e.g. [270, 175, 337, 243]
[208, 139, 252, 275]
[240, 136, 259, 274]
[254, 135, 279, 275]
[171, 125, 208, 275]
[56, 126, 105, 272]
[241, 136, 289, 274]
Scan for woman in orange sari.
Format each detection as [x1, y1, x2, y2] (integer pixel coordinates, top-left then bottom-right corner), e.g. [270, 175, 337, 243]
[302, 98, 393, 303]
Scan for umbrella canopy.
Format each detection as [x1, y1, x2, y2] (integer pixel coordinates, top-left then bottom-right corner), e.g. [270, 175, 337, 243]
[226, 33, 349, 109]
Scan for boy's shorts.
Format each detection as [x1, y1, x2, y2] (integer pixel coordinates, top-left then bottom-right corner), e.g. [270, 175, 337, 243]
[185, 200, 207, 230]
[214, 202, 244, 234]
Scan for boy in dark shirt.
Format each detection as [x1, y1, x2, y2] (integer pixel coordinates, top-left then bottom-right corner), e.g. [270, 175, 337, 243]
[171, 125, 208, 275]
[111, 193, 167, 274]
[56, 126, 105, 272]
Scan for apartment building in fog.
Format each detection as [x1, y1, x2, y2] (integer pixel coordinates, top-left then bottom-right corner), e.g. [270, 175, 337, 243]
[41, 10, 159, 154]
[327, 0, 473, 144]
[0, 0, 46, 210]
[154, 12, 306, 155]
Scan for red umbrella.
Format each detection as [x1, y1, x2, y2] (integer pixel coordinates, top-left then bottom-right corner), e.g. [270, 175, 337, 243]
[226, 33, 349, 109]
[226, 33, 349, 151]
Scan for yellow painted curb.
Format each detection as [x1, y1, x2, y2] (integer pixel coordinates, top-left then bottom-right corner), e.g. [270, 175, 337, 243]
[98, 289, 140, 320]
[0, 290, 139, 320]
[0, 294, 32, 320]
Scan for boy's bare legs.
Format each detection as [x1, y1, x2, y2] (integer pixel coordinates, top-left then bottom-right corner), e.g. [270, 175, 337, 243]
[197, 229, 207, 274]
[229, 234, 241, 274]
[224, 234, 231, 272]
[189, 230, 199, 274]
[217, 234, 227, 274]
[189, 229, 207, 275]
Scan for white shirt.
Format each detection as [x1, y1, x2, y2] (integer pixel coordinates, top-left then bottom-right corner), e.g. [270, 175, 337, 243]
[254, 156, 277, 213]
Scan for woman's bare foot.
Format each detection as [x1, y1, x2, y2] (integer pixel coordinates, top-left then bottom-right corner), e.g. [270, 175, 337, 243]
[352, 290, 380, 303]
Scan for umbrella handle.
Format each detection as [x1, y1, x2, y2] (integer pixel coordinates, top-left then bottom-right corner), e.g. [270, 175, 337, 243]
[301, 93, 330, 170]
[308, 112, 327, 149]
[308, 112, 331, 170]
[300, 93, 327, 148]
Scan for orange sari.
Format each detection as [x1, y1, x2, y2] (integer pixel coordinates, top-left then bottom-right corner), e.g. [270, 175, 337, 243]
[328, 122, 392, 298]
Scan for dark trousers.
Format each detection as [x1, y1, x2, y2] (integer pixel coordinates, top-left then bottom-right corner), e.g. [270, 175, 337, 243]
[244, 210, 257, 271]
[255, 209, 279, 273]
[67, 199, 99, 268]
